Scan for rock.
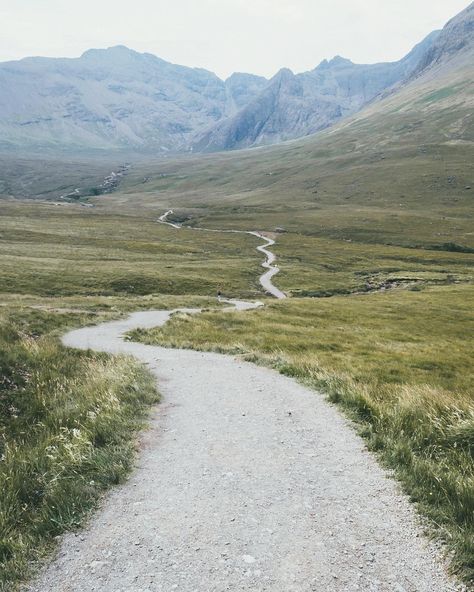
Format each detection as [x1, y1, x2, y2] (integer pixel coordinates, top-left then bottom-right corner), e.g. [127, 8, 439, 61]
[0, 47, 265, 153]
[193, 33, 440, 152]
[412, 3, 474, 74]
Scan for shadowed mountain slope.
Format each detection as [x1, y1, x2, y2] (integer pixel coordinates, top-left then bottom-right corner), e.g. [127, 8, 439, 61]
[194, 31, 440, 151]
[0, 3, 472, 155]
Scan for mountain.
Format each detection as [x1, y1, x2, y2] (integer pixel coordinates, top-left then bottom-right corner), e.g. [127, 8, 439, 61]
[0, 3, 472, 154]
[413, 1, 474, 75]
[0, 46, 266, 154]
[198, 2, 474, 152]
[194, 32, 439, 152]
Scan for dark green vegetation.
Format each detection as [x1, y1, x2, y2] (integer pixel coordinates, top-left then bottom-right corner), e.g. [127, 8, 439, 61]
[1, 39, 473, 590]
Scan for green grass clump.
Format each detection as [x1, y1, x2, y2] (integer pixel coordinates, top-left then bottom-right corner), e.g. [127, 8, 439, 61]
[0, 197, 260, 589]
[0, 308, 159, 591]
[0, 201, 262, 299]
[132, 284, 474, 583]
[418, 85, 462, 104]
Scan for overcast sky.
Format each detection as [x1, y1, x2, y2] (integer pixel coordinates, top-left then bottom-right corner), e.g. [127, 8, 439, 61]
[0, 0, 469, 79]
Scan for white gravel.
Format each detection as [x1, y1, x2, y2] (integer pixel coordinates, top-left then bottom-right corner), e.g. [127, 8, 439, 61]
[28, 301, 464, 592]
[157, 211, 286, 299]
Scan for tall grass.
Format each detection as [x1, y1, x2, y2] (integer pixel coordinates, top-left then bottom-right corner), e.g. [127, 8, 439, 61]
[0, 309, 159, 590]
[131, 285, 474, 584]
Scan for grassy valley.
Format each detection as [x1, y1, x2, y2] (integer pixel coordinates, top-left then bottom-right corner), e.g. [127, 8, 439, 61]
[0, 200, 261, 590]
[0, 35, 473, 591]
[122, 60, 473, 583]
[111, 64, 473, 252]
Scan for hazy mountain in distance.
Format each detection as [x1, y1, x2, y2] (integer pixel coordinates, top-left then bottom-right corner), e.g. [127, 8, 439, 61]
[194, 31, 439, 152]
[224, 73, 268, 114]
[412, 1, 474, 75]
[0, 46, 266, 154]
[198, 2, 474, 152]
[0, 2, 472, 155]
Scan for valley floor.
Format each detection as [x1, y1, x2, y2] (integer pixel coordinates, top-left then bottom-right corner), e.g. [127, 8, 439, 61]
[0, 194, 472, 589]
[27, 305, 462, 592]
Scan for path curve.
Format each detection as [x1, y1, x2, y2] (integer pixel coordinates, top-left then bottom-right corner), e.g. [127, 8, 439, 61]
[158, 210, 286, 299]
[29, 301, 461, 592]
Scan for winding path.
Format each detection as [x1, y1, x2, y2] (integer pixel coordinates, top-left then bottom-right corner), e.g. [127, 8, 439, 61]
[29, 301, 461, 592]
[158, 210, 286, 299]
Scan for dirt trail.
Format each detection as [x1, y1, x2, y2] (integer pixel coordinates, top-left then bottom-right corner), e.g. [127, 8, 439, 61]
[158, 210, 286, 299]
[29, 300, 462, 592]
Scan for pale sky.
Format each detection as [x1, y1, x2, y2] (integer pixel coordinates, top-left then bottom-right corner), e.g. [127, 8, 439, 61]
[0, 0, 469, 79]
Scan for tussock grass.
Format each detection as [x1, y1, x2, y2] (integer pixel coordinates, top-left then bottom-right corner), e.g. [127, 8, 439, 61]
[0, 201, 263, 299]
[0, 196, 258, 589]
[132, 284, 474, 583]
[0, 55, 473, 588]
[0, 307, 158, 590]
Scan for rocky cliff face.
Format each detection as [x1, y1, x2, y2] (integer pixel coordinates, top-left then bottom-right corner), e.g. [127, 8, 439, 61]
[0, 3, 471, 154]
[194, 31, 440, 151]
[412, 1, 474, 75]
[224, 73, 268, 115]
[0, 46, 265, 153]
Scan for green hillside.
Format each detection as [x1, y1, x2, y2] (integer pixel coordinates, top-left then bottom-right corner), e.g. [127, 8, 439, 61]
[113, 63, 473, 251]
[1, 29, 473, 590]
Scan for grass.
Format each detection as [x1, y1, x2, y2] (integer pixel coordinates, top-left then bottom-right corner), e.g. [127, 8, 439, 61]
[131, 284, 474, 583]
[0, 197, 261, 590]
[272, 233, 473, 296]
[0, 306, 159, 591]
[0, 154, 118, 200]
[0, 44, 473, 590]
[0, 200, 263, 299]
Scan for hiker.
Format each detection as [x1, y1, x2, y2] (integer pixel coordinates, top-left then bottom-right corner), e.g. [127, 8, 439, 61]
[217, 290, 222, 302]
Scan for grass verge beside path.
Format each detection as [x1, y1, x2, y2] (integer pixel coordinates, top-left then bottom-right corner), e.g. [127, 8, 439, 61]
[0, 196, 264, 589]
[131, 284, 474, 585]
[272, 233, 474, 297]
[0, 306, 159, 591]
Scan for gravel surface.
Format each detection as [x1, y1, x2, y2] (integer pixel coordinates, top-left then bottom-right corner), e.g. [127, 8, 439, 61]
[28, 301, 463, 592]
[157, 211, 286, 299]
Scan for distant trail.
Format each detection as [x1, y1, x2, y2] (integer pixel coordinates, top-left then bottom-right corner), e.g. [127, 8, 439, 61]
[29, 300, 461, 592]
[158, 209, 181, 229]
[158, 210, 286, 299]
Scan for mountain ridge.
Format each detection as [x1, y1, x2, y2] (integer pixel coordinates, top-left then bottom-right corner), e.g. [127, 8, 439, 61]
[194, 29, 445, 152]
[0, 2, 472, 154]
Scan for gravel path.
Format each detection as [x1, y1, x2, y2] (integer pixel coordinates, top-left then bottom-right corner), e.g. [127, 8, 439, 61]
[157, 211, 286, 299]
[28, 301, 463, 592]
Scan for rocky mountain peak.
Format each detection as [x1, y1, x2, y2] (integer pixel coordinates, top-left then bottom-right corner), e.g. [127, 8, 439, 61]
[81, 45, 143, 61]
[413, 2, 474, 74]
[328, 55, 353, 67]
[271, 67, 295, 82]
[0, 3, 471, 154]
